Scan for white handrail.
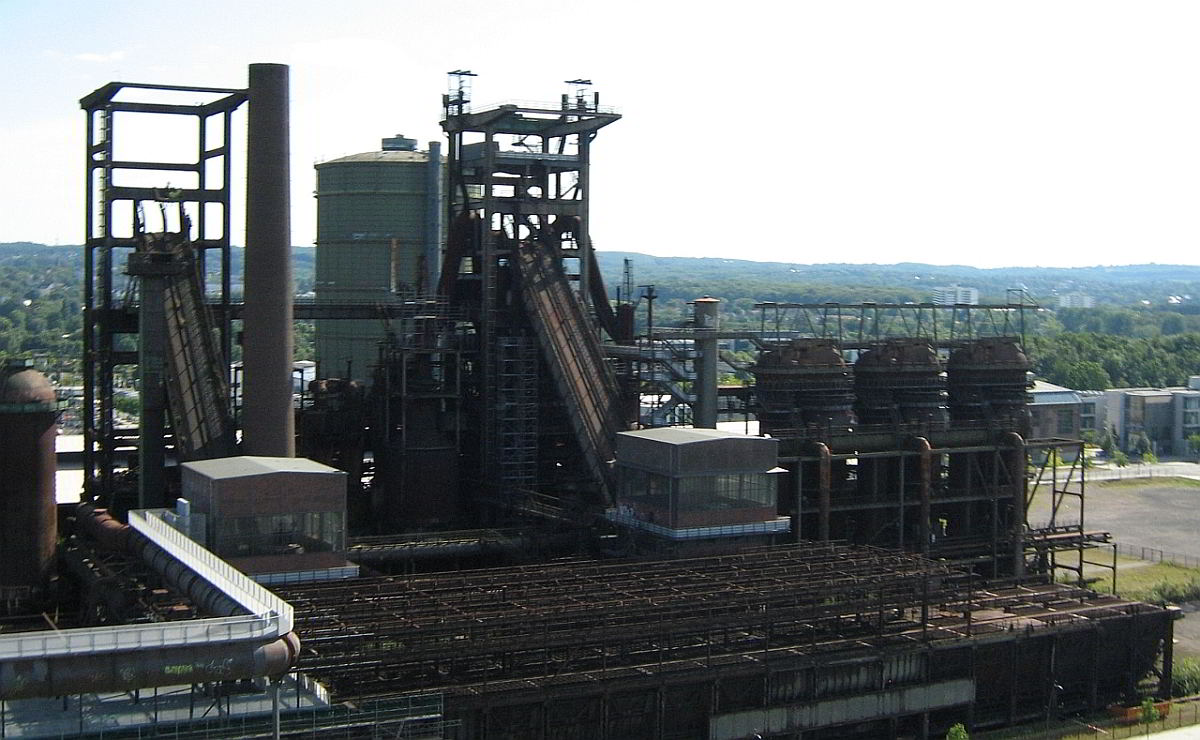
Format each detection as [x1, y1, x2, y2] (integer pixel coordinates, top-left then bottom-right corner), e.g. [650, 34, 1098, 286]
[0, 509, 292, 661]
[130, 509, 292, 632]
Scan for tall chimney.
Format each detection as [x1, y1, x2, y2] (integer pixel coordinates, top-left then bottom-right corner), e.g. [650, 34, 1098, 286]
[693, 297, 720, 429]
[242, 63, 295, 456]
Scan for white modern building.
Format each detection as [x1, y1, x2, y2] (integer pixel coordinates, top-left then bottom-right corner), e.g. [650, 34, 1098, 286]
[1057, 293, 1095, 309]
[932, 285, 979, 306]
[1103, 376, 1200, 455]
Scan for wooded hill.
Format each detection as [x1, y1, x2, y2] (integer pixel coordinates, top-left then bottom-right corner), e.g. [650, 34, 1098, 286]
[4, 242, 1200, 389]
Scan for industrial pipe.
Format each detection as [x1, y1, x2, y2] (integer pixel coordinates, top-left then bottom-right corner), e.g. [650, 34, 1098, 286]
[692, 297, 720, 428]
[911, 437, 933, 555]
[0, 633, 299, 700]
[77, 504, 242, 616]
[812, 441, 832, 542]
[1004, 431, 1027, 577]
[0, 505, 301, 701]
[242, 62, 295, 457]
[424, 140, 442, 293]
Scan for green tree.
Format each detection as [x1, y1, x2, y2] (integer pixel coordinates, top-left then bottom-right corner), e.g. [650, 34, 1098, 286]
[1112, 450, 1130, 468]
[1062, 360, 1111, 390]
[1188, 433, 1200, 461]
[945, 723, 969, 740]
[1141, 697, 1160, 735]
[1142, 450, 1158, 464]
[1133, 432, 1154, 458]
[1099, 427, 1116, 456]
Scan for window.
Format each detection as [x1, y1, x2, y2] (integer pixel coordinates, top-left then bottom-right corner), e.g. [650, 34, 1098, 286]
[1056, 409, 1075, 435]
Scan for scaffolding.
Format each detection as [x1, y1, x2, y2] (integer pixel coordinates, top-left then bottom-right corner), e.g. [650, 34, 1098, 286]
[487, 335, 539, 492]
[277, 543, 1175, 738]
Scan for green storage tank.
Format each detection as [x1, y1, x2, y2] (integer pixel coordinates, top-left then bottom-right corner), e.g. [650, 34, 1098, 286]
[314, 136, 442, 383]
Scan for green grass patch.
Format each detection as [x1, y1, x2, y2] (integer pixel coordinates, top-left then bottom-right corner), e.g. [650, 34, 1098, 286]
[1092, 476, 1200, 490]
[1114, 560, 1200, 602]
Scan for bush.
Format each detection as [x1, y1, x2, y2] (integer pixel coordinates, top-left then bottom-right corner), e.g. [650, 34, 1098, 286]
[1173, 658, 1200, 697]
[946, 723, 969, 740]
[1141, 697, 1160, 725]
[1146, 578, 1200, 604]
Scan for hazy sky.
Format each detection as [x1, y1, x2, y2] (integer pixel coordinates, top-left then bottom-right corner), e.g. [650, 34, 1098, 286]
[3, 1, 1200, 268]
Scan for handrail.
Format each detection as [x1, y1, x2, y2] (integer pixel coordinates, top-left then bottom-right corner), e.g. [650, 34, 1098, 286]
[130, 509, 292, 632]
[0, 509, 291, 661]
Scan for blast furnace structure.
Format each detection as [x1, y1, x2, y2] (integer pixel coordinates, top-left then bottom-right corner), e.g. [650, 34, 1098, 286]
[0, 68, 1177, 740]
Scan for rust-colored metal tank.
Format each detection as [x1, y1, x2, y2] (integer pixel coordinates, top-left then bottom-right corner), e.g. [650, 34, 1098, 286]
[0, 360, 60, 608]
[751, 339, 854, 436]
[854, 340, 946, 427]
[947, 338, 1031, 434]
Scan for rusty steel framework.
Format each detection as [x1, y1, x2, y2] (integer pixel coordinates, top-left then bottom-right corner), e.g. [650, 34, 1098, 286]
[439, 75, 625, 507]
[81, 81, 246, 510]
[753, 295, 1037, 350]
[278, 544, 1175, 739]
[776, 432, 1112, 584]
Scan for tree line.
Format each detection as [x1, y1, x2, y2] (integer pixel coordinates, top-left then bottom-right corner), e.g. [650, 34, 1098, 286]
[4, 242, 1200, 393]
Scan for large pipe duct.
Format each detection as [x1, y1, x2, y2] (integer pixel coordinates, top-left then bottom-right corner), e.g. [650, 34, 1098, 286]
[76, 504, 243, 617]
[1, 506, 300, 700]
[0, 633, 299, 700]
[242, 62, 295, 456]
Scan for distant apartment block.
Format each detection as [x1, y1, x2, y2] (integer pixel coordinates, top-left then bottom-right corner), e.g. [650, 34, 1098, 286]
[1103, 376, 1200, 455]
[1057, 293, 1095, 308]
[932, 285, 979, 305]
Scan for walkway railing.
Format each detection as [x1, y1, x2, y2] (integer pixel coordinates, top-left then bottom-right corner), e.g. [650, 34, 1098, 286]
[0, 509, 292, 661]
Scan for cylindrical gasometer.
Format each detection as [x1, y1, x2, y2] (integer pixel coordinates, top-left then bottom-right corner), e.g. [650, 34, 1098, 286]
[0, 360, 59, 609]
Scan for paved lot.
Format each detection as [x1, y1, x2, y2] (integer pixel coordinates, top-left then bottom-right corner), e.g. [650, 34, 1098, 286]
[1028, 476, 1200, 556]
[1027, 473, 1200, 657]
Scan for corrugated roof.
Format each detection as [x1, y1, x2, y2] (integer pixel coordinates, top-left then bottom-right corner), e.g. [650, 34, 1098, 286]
[1031, 381, 1070, 393]
[1030, 381, 1080, 406]
[316, 150, 429, 166]
[182, 456, 342, 480]
[1030, 392, 1079, 406]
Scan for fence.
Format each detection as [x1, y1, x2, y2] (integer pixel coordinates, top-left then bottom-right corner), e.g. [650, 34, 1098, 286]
[1085, 464, 1162, 482]
[65, 693, 457, 739]
[1116, 542, 1200, 570]
[989, 698, 1200, 739]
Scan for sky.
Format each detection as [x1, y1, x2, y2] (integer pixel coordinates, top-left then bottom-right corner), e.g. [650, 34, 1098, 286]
[3, 1, 1200, 268]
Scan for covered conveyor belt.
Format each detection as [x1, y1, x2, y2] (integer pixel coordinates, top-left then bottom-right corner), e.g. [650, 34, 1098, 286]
[162, 247, 238, 460]
[515, 242, 623, 498]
